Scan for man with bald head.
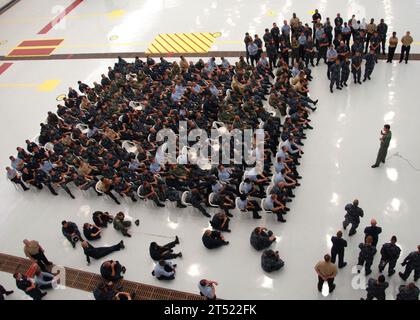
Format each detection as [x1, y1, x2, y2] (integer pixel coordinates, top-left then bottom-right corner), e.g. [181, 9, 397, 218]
[23, 239, 53, 272]
[364, 219, 382, 247]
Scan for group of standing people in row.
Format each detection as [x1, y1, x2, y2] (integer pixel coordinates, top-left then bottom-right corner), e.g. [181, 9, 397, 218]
[244, 11, 414, 94]
[314, 199, 419, 300]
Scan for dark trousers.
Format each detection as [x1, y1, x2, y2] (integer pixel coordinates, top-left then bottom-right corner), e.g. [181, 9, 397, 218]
[193, 202, 209, 217]
[380, 36, 386, 54]
[106, 190, 120, 204]
[249, 54, 257, 67]
[352, 69, 361, 83]
[31, 252, 51, 272]
[343, 217, 359, 235]
[331, 249, 345, 268]
[327, 61, 334, 79]
[317, 276, 335, 292]
[305, 53, 315, 67]
[90, 243, 122, 260]
[365, 34, 372, 52]
[341, 72, 350, 85]
[330, 78, 340, 90]
[400, 265, 420, 281]
[159, 240, 179, 260]
[157, 274, 175, 280]
[387, 46, 396, 62]
[316, 48, 327, 64]
[11, 177, 29, 190]
[366, 292, 386, 300]
[268, 56, 277, 70]
[27, 287, 44, 300]
[38, 273, 54, 290]
[0, 285, 13, 300]
[379, 258, 397, 274]
[364, 66, 374, 79]
[400, 45, 411, 62]
[358, 257, 373, 274]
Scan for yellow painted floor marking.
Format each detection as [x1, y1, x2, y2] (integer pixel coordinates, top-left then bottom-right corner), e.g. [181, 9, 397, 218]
[0, 79, 61, 92]
[146, 32, 221, 54]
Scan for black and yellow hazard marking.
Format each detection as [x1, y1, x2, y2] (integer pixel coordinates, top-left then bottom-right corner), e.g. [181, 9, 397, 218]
[147, 32, 221, 54]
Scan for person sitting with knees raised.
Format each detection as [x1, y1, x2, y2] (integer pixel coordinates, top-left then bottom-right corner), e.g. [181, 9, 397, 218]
[83, 223, 102, 241]
[152, 260, 177, 280]
[61, 220, 83, 248]
[261, 249, 285, 273]
[202, 229, 229, 249]
[250, 227, 276, 251]
[100, 260, 126, 282]
[149, 236, 182, 260]
[237, 194, 262, 219]
[113, 212, 139, 238]
[92, 211, 113, 228]
[210, 212, 231, 233]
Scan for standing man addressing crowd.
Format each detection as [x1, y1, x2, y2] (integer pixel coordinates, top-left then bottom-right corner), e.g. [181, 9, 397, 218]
[371, 124, 392, 168]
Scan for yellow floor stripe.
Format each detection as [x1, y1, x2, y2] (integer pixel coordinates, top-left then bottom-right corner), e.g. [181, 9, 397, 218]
[191, 33, 212, 47]
[0, 79, 60, 92]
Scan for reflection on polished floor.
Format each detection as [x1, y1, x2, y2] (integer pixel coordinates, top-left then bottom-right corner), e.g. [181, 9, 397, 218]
[0, 0, 419, 300]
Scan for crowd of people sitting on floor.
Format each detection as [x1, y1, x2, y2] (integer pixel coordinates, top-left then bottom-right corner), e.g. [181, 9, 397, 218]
[6, 47, 317, 226]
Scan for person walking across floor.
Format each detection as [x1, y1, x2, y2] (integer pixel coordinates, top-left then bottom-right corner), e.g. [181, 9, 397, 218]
[371, 124, 392, 168]
[399, 31, 413, 64]
[314, 254, 337, 293]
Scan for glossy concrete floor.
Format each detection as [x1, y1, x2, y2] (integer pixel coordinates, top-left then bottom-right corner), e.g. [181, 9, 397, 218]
[0, 58, 419, 299]
[0, 0, 419, 55]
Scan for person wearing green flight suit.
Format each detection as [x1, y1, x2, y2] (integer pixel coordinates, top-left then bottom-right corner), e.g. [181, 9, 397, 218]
[372, 124, 392, 168]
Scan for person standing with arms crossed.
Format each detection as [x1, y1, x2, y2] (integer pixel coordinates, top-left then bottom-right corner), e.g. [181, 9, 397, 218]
[399, 31, 413, 64]
[371, 124, 392, 168]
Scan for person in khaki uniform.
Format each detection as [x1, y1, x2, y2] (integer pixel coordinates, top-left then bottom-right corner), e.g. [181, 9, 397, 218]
[365, 18, 377, 53]
[290, 12, 300, 36]
[387, 32, 398, 63]
[23, 239, 53, 272]
[400, 31, 414, 64]
[315, 254, 338, 293]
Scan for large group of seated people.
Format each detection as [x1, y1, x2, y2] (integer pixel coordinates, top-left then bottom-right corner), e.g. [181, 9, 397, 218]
[6, 51, 317, 227]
